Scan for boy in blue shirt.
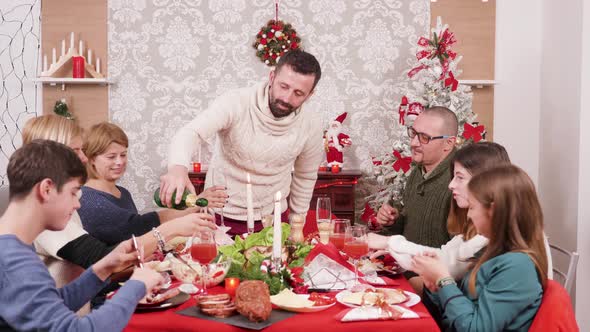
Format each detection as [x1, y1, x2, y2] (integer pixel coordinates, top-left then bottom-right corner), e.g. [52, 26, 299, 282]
[0, 140, 163, 331]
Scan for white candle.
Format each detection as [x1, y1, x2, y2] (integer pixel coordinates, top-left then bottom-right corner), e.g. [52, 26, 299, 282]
[61, 40, 65, 57]
[43, 54, 47, 72]
[96, 57, 101, 74]
[51, 48, 56, 65]
[87, 49, 92, 65]
[79, 40, 84, 56]
[272, 191, 282, 261]
[246, 173, 254, 232]
[197, 143, 202, 163]
[70, 32, 74, 51]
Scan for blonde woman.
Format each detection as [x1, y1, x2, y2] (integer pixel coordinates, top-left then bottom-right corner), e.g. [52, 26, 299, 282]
[78, 122, 225, 245]
[23, 115, 215, 288]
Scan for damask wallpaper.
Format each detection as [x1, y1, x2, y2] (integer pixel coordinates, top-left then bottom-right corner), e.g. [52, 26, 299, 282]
[108, 0, 430, 214]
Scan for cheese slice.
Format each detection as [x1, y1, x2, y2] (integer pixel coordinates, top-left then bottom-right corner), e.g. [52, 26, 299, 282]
[270, 289, 314, 308]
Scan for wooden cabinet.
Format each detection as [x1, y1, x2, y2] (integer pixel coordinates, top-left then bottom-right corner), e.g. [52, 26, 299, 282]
[188, 169, 362, 221]
[311, 170, 361, 222]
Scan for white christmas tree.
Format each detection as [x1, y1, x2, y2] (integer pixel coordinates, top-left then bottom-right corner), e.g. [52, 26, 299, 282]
[361, 18, 486, 227]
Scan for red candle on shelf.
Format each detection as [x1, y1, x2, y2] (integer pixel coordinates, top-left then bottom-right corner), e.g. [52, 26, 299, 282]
[331, 164, 340, 173]
[72, 56, 85, 78]
[192, 162, 201, 173]
[225, 277, 240, 296]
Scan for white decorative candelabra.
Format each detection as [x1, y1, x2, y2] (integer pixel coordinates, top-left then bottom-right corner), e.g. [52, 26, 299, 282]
[40, 32, 103, 78]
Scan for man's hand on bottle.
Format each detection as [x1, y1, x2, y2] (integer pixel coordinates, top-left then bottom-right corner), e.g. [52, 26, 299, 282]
[160, 165, 194, 207]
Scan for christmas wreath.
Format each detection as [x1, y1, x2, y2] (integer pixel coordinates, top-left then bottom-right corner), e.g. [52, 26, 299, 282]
[253, 20, 301, 66]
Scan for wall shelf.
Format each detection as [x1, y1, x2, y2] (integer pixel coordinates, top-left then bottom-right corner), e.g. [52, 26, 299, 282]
[459, 79, 497, 88]
[31, 77, 113, 90]
[32, 77, 111, 85]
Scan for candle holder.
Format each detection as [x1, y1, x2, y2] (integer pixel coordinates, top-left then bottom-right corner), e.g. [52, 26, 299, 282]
[224, 277, 240, 297]
[192, 162, 201, 173]
[289, 213, 305, 243]
[72, 56, 85, 78]
[330, 164, 341, 173]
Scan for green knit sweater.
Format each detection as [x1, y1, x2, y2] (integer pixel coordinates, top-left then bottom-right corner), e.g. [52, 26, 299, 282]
[381, 149, 455, 248]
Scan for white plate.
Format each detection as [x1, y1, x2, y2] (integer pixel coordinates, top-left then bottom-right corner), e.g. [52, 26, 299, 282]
[271, 294, 336, 313]
[335, 289, 420, 308]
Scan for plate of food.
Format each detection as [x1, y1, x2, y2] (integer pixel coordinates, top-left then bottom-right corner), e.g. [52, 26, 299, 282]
[137, 289, 190, 311]
[270, 289, 337, 313]
[335, 288, 420, 308]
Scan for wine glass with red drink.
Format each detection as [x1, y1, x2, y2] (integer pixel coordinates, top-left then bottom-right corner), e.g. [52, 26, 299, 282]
[342, 225, 369, 286]
[329, 219, 351, 251]
[190, 230, 217, 295]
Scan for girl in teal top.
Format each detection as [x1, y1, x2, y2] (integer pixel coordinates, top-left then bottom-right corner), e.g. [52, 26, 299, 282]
[412, 165, 548, 331]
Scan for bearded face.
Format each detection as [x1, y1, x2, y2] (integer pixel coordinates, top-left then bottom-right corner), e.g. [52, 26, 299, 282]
[268, 91, 295, 118]
[267, 65, 315, 118]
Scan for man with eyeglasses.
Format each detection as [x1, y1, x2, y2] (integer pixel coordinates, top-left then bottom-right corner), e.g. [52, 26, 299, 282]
[375, 106, 458, 292]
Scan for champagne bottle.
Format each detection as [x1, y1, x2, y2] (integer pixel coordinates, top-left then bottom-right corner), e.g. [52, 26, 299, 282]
[153, 188, 208, 209]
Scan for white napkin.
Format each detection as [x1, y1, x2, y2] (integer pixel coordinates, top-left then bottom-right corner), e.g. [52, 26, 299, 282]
[340, 305, 421, 322]
[304, 253, 357, 289]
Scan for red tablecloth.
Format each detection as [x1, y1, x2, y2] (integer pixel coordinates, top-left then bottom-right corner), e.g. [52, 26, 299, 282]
[124, 275, 440, 332]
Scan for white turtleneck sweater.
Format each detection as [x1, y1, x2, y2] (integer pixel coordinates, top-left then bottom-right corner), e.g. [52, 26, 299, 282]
[168, 81, 324, 220]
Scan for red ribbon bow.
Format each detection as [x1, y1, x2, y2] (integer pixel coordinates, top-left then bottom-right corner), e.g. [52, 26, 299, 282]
[445, 71, 458, 91]
[462, 123, 485, 142]
[392, 150, 412, 173]
[372, 157, 382, 166]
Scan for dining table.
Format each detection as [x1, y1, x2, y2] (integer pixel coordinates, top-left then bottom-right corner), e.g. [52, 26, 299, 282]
[124, 273, 440, 332]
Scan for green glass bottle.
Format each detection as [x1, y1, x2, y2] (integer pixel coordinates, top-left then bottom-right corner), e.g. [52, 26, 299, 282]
[153, 188, 208, 209]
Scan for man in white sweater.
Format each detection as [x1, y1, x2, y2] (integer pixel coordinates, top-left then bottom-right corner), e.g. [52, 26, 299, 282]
[160, 50, 324, 235]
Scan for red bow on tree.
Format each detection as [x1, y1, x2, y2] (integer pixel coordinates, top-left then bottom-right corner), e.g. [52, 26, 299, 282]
[392, 150, 412, 173]
[397, 96, 409, 125]
[445, 71, 458, 91]
[372, 157, 382, 166]
[360, 203, 379, 229]
[409, 28, 458, 79]
[462, 123, 486, 142]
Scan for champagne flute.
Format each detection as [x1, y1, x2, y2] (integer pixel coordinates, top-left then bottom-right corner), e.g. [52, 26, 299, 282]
[190, 230, 217, 295]
[343, 225, 369, 286]
[316, 196, 331, 244]
[212, 168, 227, 228]
[329, 219, 351, 251]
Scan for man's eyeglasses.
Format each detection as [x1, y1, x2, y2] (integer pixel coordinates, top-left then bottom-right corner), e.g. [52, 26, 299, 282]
[407, 126, 452, 144]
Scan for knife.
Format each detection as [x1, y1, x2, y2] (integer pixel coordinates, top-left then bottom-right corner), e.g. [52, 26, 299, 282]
[171, 251, 199, 274]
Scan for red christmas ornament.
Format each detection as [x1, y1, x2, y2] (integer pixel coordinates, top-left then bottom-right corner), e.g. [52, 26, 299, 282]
[398, 96, 409, 125]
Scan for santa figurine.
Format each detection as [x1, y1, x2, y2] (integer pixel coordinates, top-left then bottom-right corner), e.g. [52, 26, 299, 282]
[324, 112, 352, 168]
